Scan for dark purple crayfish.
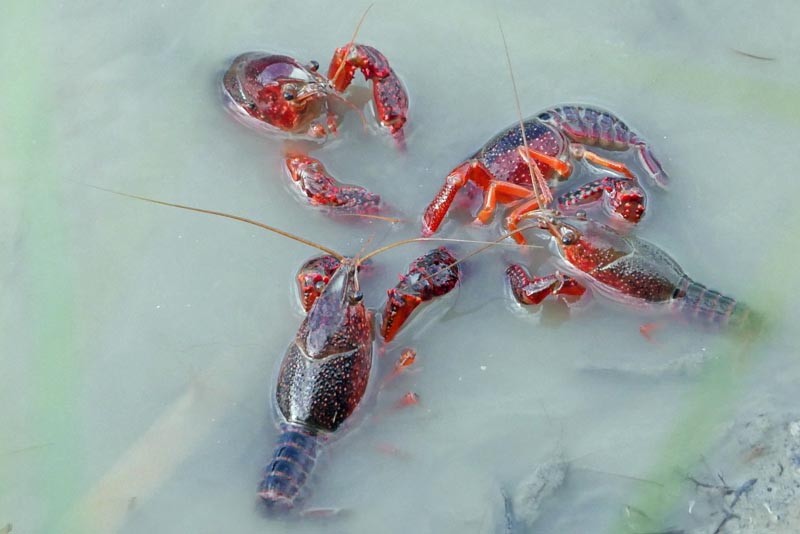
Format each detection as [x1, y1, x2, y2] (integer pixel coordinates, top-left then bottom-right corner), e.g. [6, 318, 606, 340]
[262, 247, 460, 511]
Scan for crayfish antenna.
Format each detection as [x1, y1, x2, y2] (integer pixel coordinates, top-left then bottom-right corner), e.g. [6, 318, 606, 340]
[335, 212, 404, 224]
[87, 185, 345, 260]
[329, 3, 375, 91]
[327, 91, 370, 135]
[496, 15, 552, 208]
[327, 4, 375, 136]
[364, 223, 543, 287]
[358, 229, 541, 264]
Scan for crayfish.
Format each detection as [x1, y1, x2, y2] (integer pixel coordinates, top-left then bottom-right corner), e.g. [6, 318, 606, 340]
[506, 211, 759, 333]
[222, 21, 408, 215]
[422, 104, 668, 244]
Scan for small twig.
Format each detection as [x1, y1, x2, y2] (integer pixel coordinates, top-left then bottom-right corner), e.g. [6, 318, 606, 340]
[731, 48, 776, 61]
[712, 511, 738, 534]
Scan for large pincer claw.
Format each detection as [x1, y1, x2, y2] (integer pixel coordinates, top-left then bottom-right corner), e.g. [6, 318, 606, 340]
[380, 247, 460, 342]
[328, 43, 409, 147]
[284, 153, 381, 213]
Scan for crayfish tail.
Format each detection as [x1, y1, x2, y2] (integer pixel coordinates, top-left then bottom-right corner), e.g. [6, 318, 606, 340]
[258, 422, 320, 513]
[672, 278, 761, 334]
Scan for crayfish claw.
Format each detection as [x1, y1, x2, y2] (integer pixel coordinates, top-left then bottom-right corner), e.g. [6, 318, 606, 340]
[283, 153, 381, 214]
[380, 248, 460, 341]
[328, 43, 409, 144]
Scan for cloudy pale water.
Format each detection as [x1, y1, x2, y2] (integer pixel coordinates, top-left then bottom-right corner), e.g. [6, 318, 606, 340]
[2, 1, 800, 533]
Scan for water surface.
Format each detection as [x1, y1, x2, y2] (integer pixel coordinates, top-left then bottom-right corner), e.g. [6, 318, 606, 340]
[2, 1, 799, 532]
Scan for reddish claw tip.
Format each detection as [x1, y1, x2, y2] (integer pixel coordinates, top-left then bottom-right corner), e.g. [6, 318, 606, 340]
[381, 291, 422, 342]
[422, 206, 448, 235]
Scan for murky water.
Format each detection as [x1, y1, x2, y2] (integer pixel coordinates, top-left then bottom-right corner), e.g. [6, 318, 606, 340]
[2, 1, 800, 533]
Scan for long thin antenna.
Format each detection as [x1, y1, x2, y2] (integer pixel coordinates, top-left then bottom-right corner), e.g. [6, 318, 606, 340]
[422, 222, 541, 276]
[90, 186, 345, 260]
[496, 15, 551, 208]
[327, 91, 370, 135]
[91, 186, 548, 279]
[358, 229, 542, 264]
[330, 3, 375, 91]
[335, 211, 403, 224]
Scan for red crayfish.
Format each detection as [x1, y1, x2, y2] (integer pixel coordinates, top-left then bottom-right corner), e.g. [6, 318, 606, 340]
[222, 31, 408, 215]
[422, 104, 668, 244]
[506, 211, 758, 332]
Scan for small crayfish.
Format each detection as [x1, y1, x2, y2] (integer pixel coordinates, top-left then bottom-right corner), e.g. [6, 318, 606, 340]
[506, 211, 758, 332]
[222, 36, 409, 215]
[422, 104, 668, 244]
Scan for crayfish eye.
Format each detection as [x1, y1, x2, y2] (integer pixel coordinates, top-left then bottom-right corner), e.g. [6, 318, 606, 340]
[282, 85, 297, 101]
[307, 60, 319, 72]
[314, 280, 325, 291]
[561, 229, 576, 245]
[349, 291, 364, 304]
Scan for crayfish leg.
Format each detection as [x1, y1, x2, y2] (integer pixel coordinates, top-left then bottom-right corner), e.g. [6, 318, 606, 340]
[568, 144, 635, 179]
[505, 196, 545, 246]
[475, 181, 537, 225]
